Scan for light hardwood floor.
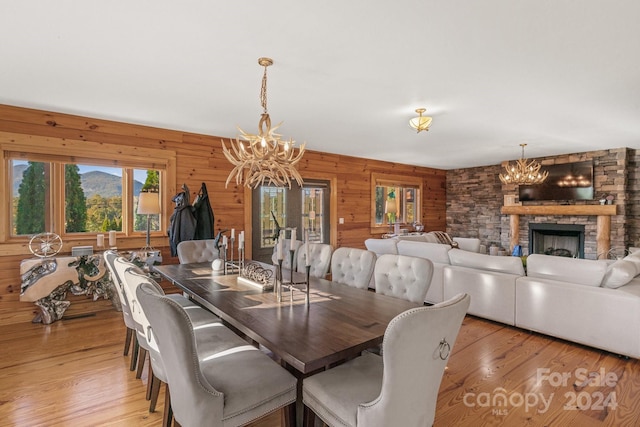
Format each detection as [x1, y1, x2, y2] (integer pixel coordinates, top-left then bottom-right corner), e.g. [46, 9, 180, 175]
[1, 309, 639, 426]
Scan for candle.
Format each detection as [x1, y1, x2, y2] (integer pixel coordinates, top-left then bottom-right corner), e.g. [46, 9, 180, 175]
[291, 228, 296, 243]
[231, 229, 235, 240]
[277, 235, 283, 260]
[109, 230, 116, 247]
[223, 235, 228, 247]
[305, 230, 310, 266]
[96, 234, 104, 248]
[238, 231, 244, 249]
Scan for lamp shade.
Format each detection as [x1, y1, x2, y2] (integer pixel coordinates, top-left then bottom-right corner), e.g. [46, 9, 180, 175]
[137, 191, 161, 215]
[385, 199, 397, 214]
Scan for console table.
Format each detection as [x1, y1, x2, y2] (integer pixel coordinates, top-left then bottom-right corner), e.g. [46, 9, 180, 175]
[19, 250, 162, 324]
[20, 254, 117, 324]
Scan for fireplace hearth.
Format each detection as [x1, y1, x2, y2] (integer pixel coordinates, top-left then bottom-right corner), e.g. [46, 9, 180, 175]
[529, 223, 585, 258]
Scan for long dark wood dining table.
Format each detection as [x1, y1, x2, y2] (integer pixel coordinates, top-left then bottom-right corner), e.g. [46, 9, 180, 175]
[153, 262, 421, 375]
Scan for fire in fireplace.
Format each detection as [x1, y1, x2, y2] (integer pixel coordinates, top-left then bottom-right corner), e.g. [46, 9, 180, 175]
[529, 223, 585, 258]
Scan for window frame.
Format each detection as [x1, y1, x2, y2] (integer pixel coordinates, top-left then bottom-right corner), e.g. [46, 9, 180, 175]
[370, 172, 423, 234]
[0, 132, 176, 252]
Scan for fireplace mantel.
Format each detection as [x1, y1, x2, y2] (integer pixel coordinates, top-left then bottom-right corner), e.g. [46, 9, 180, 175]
[501, 204, 616, 216]
[501, 204, 617, 258]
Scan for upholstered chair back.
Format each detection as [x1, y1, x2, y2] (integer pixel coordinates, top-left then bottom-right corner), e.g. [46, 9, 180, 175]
[302, 293, 470, 427]
[358, 293, 470, 426]
[296, 243, 334, 278]
[136, 282, 297, 427]
[103, 250, 136, 330]
[115, 257, 163, 352]
[271, 239, 304, 270]
[330, 247, 376, 289]
[137, 282, 219, 424]
[374, 254, 434, 303]
[364, 238, 399, 257]
[177, 239, 219, 263]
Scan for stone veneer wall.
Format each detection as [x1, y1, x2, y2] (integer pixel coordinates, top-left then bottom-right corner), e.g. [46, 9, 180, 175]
[447, 148, 638, 259]
[627, 150, 640, 247]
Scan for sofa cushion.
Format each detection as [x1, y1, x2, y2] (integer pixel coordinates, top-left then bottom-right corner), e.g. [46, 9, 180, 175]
[397, 240, 451, 265]
[601, 259, 638, 289]
[448, 249, 525, 275]
[452, 237, 481, 253]
[364, 238, 398, 256]
[622, 251, 640, 274]
[394, 235, 428, 242]
[525, 254, 608, 287]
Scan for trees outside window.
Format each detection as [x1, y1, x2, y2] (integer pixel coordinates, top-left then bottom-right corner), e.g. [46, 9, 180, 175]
[9, 159, 161, 238]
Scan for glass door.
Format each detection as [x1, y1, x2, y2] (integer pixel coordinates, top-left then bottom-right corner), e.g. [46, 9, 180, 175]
[251, 180, 330, 264]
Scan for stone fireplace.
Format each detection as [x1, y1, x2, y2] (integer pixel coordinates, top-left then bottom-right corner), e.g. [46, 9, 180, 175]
[501, 204, 616, 260]
[529, 223, 585, 258]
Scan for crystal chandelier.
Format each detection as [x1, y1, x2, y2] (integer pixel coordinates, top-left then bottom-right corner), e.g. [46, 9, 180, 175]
[222, 57, 305, 189]
[499, 143, 549, 185]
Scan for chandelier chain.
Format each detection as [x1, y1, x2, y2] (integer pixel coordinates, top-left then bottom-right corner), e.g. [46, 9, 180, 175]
[260, 64, 268, 114]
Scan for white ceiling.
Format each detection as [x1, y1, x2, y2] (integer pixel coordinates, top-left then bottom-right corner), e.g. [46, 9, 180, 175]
[2, 1, 639, 169]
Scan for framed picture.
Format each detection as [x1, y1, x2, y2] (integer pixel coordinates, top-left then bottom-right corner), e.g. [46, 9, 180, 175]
[405, 189, 414, 202]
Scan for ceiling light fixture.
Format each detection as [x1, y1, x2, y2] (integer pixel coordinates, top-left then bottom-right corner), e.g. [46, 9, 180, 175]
[222, 57, 305, 189]
[499, 143, 549, 185]
[409, 108, 432, 133]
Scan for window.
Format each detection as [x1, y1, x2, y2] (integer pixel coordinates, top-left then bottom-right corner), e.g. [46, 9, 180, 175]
[371, 173, 423, 232]
[1, 135, 175, 245]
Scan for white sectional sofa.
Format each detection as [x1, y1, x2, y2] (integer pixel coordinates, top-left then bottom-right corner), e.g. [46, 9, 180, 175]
[444, 249, 525, 325]
[516, 254, 640, 359]
[364, 237, 640, 358]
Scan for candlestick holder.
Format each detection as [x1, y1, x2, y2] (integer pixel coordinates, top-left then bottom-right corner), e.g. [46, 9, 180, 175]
[276, 258, 284, 302]
[225, 237, 243, 275]
[289, 249, 295, 300]
[305, 264, 311, 306]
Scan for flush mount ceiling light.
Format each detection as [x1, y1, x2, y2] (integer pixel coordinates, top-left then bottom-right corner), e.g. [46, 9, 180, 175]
[409, 108, 432, 133]
[222, 57, 305, 189]
[499, 143, 549, 185]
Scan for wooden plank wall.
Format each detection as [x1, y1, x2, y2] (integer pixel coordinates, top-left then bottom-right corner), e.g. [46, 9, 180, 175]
[0, 104, 446, 326]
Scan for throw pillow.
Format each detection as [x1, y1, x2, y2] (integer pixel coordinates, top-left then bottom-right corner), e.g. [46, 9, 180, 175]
[622, 252, 640, 275]
[601, 259, 638, 289]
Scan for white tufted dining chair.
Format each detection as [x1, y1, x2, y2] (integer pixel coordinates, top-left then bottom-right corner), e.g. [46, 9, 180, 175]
[330, 247, 377, 289]
[302, 293, 471, 427]
[117, 257, 223, 423]
[296, 243, 334, 279]
[374, 254, 434, 304]
[103, 250, 138, 369]
[177, 239, 220, 263]
[137, 281, 298, 427]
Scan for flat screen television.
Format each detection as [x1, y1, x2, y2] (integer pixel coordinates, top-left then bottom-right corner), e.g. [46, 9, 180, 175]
[518, 161, 594, 201]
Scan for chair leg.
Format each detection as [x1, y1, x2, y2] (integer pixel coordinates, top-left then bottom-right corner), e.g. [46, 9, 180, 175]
[130, 334, 139, 371]
[136, 347, 148, 380]
[162, 383, 173, 427]
[146, 360, 154, 400]
[149, 374, 161, 412]
[302, 404, 316, 427]
[283, 402, 297, 427]
[124, 327, 133, 356]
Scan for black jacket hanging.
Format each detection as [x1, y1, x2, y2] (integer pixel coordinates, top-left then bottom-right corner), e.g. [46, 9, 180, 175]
[168, 184, 196, 256]
[193, 182, 215, 240]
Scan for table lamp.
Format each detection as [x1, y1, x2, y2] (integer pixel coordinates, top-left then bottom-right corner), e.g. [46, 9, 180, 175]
[137, 190, 160, 250]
